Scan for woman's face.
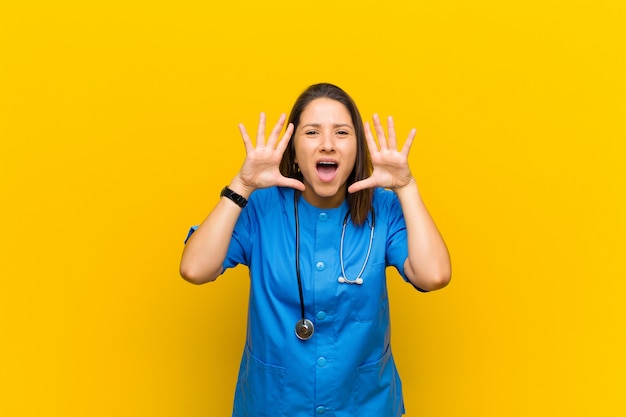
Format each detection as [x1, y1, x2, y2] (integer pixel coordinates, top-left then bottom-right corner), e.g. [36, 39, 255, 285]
[294, 98, 357, 208]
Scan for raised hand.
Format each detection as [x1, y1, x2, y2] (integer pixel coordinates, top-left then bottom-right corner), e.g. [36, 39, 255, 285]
[348, 114, 416, 193]
[236, 112, 305, 193]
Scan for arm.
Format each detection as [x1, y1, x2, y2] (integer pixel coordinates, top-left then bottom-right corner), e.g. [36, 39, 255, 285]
[179, 175, 252, 285]
[180, 113, 304, 285]
[348, 114, 451, 291]
[394, 178, 451, 291]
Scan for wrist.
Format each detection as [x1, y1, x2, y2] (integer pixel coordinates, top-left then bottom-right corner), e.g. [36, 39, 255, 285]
[393, 177, 419, 199]
[220, 186, 248, 208]
[228, 175, 255, 199]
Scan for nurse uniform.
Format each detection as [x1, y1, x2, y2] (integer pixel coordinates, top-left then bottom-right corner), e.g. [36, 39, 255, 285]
[189, 186, 416, 417]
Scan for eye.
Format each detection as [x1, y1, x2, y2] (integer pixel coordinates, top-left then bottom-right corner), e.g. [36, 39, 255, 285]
[336, 130, 349, 136]
[305, 130, 318, 135]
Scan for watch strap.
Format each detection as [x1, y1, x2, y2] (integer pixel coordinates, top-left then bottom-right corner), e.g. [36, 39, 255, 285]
[220, 186, 248, 208]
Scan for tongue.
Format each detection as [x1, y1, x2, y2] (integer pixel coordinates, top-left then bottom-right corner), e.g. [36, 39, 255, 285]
[317, 165, 337, 181]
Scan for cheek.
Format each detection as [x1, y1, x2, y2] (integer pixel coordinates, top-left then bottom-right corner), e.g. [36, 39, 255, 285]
[343, 142, 358, 167]
[293, 139, 315, 166]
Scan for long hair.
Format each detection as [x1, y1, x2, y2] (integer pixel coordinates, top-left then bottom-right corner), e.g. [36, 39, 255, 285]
[280, 83, 373, 225]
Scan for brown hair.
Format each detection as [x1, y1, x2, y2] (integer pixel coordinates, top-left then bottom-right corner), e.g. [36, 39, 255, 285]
[280, 83, 373, 225]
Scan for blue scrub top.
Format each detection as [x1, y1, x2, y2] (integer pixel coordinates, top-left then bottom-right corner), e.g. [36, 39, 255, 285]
[189, 187, 414, 417]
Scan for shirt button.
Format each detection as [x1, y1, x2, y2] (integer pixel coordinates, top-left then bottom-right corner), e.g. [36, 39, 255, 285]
[316, 406, 326, 414]
[317, 357, 327, 367]
[316, 311, 327, 320]
[319, 212, 328, 221]
[315, 261, 325, 271]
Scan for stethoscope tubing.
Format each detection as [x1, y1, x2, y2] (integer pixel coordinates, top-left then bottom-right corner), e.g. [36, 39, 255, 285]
[292, 192, 375, 340]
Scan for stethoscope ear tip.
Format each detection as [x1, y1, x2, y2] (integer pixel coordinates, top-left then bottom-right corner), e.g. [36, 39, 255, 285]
[337, 276, 364, 285]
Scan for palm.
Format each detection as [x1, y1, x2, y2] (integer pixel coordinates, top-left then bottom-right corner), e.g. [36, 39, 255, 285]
[238, 113, 304, 192]
[239, 143, 285, 188]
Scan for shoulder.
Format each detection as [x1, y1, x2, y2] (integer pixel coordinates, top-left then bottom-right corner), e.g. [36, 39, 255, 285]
[234, 187, 293, 241]
[246, 187, 294, 218]
[372, 187, 400, 209]
[248, 186, 293, 205]
[248, 186, 278, 205]
[371, 188, 404, 224]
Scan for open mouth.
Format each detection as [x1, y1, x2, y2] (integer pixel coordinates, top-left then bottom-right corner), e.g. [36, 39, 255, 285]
[316, 161, 338, 181]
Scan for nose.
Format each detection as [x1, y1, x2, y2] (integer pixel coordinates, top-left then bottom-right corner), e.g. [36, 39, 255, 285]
[319, 131, 335, 152]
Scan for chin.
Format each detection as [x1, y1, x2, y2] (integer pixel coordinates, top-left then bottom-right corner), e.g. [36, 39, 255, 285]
[310, 183, 346, 200]
[302, 175, 349, 203]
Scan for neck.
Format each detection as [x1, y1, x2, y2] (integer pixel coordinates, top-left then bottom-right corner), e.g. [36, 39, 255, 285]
[301, 186, 347, 209]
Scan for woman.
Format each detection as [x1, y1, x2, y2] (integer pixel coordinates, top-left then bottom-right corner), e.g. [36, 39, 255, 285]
[180, 83, 451, 416]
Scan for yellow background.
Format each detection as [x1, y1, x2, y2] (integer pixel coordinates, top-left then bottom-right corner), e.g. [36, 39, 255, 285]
[1, 0, 625, 416]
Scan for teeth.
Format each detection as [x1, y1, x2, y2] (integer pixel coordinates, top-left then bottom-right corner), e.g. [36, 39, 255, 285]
[318, 161, 337, 166]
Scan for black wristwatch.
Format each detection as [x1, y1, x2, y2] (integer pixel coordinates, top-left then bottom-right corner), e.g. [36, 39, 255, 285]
[220, 186, 248, 208]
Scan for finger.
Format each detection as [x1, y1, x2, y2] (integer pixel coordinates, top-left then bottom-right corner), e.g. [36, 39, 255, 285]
[276, 176, 306, 191]
[401, 128, 417, 157]
[275, 123, 295, 156]
[387, 116, 398, 150]
[238, 123, 254, 155]
[348, 176, 377, 194]
[364, 122, 379, 155]
[266, 113, 286, 149]
[373, 114, 387, 150]
[256, 112, 266, 147]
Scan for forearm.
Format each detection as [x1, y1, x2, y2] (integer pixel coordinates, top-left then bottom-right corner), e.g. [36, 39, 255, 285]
[394, 179, 451, 291]
[179, 178, 252, 285]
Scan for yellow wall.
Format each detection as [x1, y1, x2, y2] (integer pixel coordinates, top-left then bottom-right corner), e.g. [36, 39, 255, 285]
[1, 1, 624, 416]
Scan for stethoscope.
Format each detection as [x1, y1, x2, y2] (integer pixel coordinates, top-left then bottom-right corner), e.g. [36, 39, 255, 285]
[293, 192, 376, 340]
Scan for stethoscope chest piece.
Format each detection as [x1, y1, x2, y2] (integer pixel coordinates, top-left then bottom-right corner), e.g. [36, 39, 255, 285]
[295, 318, 314, 340]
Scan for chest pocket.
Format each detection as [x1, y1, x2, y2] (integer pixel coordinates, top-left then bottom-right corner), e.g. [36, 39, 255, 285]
[341, 260, 389, 322]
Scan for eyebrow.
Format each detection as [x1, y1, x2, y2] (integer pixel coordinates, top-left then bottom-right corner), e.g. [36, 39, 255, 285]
[300, 123, 354, 129]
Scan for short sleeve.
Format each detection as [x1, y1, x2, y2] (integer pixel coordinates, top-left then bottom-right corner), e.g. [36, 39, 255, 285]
[223, 205, 254, 270]
[182, 203, 255, 276]
[384, 192, 408, 279]
[382, 189, 428, 292]
[184, 226, 198, 244]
